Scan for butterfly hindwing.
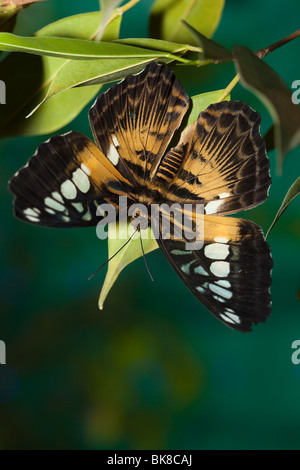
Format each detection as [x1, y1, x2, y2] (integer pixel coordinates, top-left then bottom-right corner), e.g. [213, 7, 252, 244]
[156, 213, 273, 332]
[89, 62, 190, 185]
[9, 131, 132, 227]
[155, 101, 271, 215]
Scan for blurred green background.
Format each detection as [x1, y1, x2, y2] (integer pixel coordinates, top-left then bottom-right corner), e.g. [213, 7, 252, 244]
[0, 0, 300, 450]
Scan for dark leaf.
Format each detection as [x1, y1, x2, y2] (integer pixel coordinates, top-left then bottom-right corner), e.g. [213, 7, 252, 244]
[234, 45, 300, 171]
[183, 21, 233, 62]
[266, 176, 300, 237]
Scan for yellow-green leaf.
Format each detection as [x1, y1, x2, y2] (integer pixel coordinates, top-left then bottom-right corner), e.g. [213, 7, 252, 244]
[150, 0, 225, 46]
[0, 32, 180, 59]
[0, 11, 121, 138]
[99, 221, 158, 309]
[31, 39, 198, 113]
[187, 89, 230, 126]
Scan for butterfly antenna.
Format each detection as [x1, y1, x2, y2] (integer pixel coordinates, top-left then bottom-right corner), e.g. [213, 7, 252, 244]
[88, 227, 139, 281]
[139, 229, 154, 282]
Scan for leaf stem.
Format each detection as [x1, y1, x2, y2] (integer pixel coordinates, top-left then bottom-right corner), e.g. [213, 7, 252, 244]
[255, 29, 300, 59]
[217, 72, 240, 102]
[93, 0, 141, 41]
[167, 53, 199, 64]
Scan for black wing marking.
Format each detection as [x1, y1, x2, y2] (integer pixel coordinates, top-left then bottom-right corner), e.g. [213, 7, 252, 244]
[156, 213, 273, 332]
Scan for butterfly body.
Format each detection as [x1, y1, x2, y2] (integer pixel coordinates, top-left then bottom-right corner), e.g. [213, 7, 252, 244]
[9, 62, 273, 332]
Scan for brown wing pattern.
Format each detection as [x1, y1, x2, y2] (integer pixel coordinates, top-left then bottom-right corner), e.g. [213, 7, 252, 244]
[89, 62, 189, 186]
[155, 101, 271, 215]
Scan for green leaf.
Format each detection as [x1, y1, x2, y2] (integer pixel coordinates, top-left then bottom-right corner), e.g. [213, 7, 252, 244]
[36, 10, 114, 39]
[116, 37, 201, 55]
[99, 221, 158, 309]
[0, 11, 121, 138]
[150, 0, 225, 46]
[0, 32, 179, 59]
[28, 58, 159, 116]
[182, 21, 233, 62]
[187, 89, 230, 126]
[266, 177, 300, 238]
[31, 39, 198, 112]
[233, 45, 300, 172]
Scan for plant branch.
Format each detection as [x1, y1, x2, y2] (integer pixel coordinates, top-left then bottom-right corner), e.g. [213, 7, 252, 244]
[92, 0, 141, 41]
[216, 29, 300, 102]
[255, 29, 300, 59]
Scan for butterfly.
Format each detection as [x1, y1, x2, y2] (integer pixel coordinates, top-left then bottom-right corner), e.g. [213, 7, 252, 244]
[9, 62, 273, 332]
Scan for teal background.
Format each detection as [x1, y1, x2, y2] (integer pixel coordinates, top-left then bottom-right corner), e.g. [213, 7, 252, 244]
[0, 0, 300, 450]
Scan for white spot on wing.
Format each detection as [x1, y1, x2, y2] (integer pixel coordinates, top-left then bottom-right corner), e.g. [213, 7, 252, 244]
[214, 295, 226, 303]
[210, 261, 230, 277]
[204, 243, 229, 260]
[226, 312, 240, 324]
[72, 202, 84, 212]
[44, 197, 65, 212]
[51, 191, 64, 203]
[72, 168, 90, 193]
[209, 283, 232, 299]
[25, 215, 39, 222]
[216, 280, 231, 288]
[171, 250, 192, 255]
[45, 208, 55, 215]
[82, 209, 92, 221]
[60, 180, 77, 200]
[107, 143, 120, 165]
[221, 311, 241, 325]
[214, 236, 229, 243]
[205, 200, 223, 214]
[194, 265, 209, 276]
[225, 308, 235, 314]
[112, 135, 120, 147]
[220, 313, 235, 324]
[24, 208, 40, 218]
[81, 163, 91, 176]
[181, 261, 194, 274]
[196, 286, 205, 294]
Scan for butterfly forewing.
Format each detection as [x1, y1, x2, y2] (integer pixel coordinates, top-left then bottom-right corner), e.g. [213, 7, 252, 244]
[9, 132, 132, 227]
[155, 101, 271, 215]
[89, 62, 190, 186]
